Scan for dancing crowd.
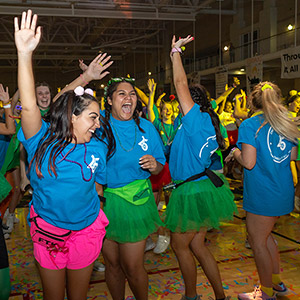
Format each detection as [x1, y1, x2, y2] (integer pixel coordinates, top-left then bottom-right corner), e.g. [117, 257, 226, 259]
[1, 10, 300, 300]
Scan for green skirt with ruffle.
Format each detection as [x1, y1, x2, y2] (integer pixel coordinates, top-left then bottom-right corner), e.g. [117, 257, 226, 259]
[103, 179, 163, 243]
[165, 173, 237, 233]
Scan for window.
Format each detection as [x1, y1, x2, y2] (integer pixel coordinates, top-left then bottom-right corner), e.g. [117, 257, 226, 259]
[241, 30, 259, 59]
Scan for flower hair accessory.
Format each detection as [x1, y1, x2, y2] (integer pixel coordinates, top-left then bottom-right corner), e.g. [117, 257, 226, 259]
[104, 77, 136, 102]
[169, 95, 176, 101]
[74, 86, 94, 96]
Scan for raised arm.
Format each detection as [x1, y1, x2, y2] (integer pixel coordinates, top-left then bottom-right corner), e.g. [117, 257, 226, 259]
[0, 84, 15, 135]
[135, 86, 149, 106]
[53, 53, 113, 102]
[156, 92, 165, 108]
[147, 78, 157, 123]
[233, 93, 248, 120]
[215, 85, 234, 107]
[14, 10, 42, 139]
[170, 35, 194, 116]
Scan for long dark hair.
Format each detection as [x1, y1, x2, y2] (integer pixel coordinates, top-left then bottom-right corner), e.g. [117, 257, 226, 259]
[189, 84, 225, 150]
[104, 79, 145, 133]
[30, 90, 115, 178]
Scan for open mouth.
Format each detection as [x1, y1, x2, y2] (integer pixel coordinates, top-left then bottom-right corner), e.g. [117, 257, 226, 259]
[122, 103, 132, 114]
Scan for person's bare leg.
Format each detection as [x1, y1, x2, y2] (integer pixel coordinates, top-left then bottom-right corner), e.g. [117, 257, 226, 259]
[102, 239, 126, 300]
[171, 232, 197, 298]
[246, 212, 278, 288]
[8, 168, 21, 214]
[37, 262, 66, 300]
[66, 263, 94, 300]
[119, 239, 148, 300]
[190, 229, 225, 299]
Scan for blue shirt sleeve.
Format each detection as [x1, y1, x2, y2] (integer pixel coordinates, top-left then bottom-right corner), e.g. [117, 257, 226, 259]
[236, 119, 257, 150]
[17, 121, 49, 162]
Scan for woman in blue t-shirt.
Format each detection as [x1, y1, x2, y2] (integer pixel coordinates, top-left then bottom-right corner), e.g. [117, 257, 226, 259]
[226, 82, 300, 300]
[102, 77, 166, 300]
[165, 36, 235, 300]
[14, 10, 115, 299]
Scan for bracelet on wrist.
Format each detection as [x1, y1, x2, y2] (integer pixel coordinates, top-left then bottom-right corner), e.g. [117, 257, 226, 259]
[230, 147, 238, 155]
[3, 103, 11, 109]
[170, 47, 185, 57]
[80, 74, 89, 85]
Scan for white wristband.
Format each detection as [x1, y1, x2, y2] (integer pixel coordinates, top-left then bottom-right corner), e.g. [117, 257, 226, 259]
[3, 103, 11, 109]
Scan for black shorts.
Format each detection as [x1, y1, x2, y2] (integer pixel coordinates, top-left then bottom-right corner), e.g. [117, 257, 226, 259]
[0, 219, 9, 269]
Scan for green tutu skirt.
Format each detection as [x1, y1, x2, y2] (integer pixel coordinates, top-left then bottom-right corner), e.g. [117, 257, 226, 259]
[103, 180, 163, 244]
[165, 173, 237, 233]
[0, 173, 11, 204]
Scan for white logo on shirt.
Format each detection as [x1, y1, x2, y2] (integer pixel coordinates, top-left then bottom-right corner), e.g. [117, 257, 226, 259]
[138, 136, 148, 151]
[199, 135, 218, 158]
[267, 128, 290, 163]
[277, 136, 286, 151]
[88, 155, 99, 173]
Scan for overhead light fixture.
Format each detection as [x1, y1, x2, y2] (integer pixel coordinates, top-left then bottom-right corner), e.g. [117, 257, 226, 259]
[100, 84, 105, 88]
[287, 24, 293, 31]
[223, 45, 229, 51]
[240, 68, 245, 72]
[148, 71, 152, 76]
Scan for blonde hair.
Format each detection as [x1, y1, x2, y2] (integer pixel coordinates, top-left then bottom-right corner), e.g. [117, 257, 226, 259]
[249, 81, 300, 143]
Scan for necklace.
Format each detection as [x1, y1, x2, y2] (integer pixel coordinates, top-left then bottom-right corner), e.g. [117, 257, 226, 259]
[110, 118, 137, 152]
[59, 143, 93, 182]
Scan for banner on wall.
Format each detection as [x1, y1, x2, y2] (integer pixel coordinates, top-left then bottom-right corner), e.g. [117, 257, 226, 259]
[246, 55, 263, 95]
[215, 66, 228, 98]
[281, 46, 300, 79]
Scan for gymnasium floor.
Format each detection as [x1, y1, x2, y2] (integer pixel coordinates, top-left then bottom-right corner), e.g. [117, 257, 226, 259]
[4, 179, 300, 300]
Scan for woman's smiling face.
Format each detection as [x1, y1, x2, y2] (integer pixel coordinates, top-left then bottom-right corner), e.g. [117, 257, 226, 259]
[107, 82, 137, 121]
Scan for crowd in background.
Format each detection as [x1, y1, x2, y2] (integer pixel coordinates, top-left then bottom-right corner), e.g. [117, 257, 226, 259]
[0, 10, 300, 300]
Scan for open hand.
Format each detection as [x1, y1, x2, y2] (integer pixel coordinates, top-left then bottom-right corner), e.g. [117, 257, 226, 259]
[147, 78, 157, 95]
[14, 10, 41, 54]
[0, 84, 10, 103]
[171, 35, 194, 50]
[84, 53, 114, 82]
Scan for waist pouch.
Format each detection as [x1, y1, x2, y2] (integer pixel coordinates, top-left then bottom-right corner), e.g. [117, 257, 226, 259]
[104, 179, 152, 205]
[29, 215, 72, 250]
[163, 169, 224, 191]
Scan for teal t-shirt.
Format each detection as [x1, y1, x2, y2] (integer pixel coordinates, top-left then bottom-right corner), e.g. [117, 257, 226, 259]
[237, 114, 296, 216]
[18, 120, 107, 230]
[107, 116, 166, 188]
[169, 104, 219, 181]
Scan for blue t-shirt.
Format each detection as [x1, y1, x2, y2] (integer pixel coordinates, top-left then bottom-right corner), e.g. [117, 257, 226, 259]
[107, 116, 166, 188]
[18, 120, 107, 230]
[237, 114, 296, 216]
[169, 104, 219, 181]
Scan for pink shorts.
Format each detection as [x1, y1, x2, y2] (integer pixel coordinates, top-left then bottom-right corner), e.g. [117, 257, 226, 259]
[30, 206, 109, 270]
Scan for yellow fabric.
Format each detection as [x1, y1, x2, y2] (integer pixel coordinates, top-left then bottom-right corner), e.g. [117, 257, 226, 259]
[260, 285, 274, 297]
[272, 273, 281, 285]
